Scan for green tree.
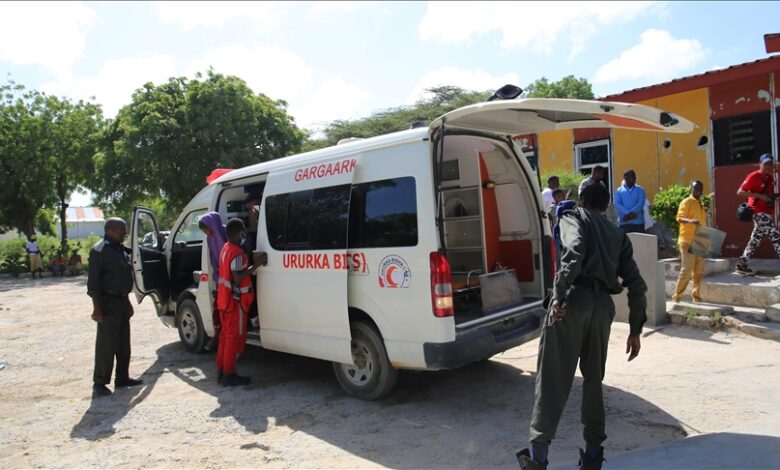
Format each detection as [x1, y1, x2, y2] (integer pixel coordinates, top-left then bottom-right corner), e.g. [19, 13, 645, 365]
[308, 86, 489, 148]
[524, 75, 594, 99]
[43, 95, 103, 251]
[93, 70, 305, 219]
[649, 184, 712, 238]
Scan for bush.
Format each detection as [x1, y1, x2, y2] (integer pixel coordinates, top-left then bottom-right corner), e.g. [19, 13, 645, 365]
[540, 169, 587, 200]
[0, 235, 99, 276]
[649, 185, 711, 238]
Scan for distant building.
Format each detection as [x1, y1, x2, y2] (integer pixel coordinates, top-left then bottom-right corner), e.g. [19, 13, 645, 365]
[56, 206, 105, 239]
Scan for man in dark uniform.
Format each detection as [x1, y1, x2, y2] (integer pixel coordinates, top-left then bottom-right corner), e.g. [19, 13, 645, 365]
[517, 184, 647, 470]
[88, 218, 143, 397]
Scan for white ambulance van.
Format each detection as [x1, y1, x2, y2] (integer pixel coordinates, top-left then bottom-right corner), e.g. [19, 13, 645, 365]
[131, 98, 693, 400]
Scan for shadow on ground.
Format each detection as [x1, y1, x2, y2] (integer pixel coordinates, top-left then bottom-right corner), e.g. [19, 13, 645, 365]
[70, 339, 692, 468]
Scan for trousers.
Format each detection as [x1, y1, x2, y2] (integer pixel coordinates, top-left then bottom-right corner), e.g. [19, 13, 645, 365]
[93, 298, 131, 385]
[673, 242, 704, 302]
[216, 304, 247, 375]
[529, 284, 614, 448]
[740, 212, 780, 265]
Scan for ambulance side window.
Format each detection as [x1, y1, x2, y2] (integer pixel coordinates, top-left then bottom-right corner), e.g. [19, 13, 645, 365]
[348, 177, 418, 248]
[265, 184, 351, 251]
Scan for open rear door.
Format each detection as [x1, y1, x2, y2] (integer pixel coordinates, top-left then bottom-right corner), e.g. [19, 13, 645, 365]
[429, 98, 695, 136]
[256, 159, 356, 364]
[130, 206, 170, 317]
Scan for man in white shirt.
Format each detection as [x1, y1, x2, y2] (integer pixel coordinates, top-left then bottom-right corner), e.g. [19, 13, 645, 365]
[541, 176, 560, 208]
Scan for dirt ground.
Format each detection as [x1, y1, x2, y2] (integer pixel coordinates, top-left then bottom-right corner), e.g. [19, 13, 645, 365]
[1, 276, 779, 469]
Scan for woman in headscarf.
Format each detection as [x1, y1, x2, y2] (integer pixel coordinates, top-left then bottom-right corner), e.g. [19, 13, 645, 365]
[199, 212, 228, 352]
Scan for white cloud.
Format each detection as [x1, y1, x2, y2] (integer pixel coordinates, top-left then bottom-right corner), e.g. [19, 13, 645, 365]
[307, 1, 364, 15]
[43, 55, 177, 117]
[290, 77, 372, 131]
[405, 67, 519, 104]
[594, 29, 708, 84]
[418, 1, 658, 57]
[186, 44, 314, 100]
[0, 1, 97, 80]
[155, 1, 289, 30]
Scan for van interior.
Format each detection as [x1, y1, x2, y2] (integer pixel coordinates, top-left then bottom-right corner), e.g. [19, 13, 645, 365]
[437, 135, 545, 325]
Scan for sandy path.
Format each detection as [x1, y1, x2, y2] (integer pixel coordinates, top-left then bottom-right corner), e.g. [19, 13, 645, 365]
[1, 276, 779, 468]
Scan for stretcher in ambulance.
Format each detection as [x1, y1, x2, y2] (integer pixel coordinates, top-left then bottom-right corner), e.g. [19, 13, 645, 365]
[130, 98, 694, 400]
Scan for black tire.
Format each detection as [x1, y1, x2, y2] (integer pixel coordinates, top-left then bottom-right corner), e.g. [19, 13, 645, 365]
[176, 298, 206, 353]
[333, 321, 398, 401]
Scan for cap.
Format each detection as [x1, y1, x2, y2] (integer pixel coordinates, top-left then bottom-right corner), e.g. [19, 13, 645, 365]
[760, 153, 774, 164]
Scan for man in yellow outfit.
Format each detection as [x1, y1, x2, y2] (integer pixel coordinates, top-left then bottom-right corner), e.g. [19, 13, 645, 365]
[672, 180, 707, 303]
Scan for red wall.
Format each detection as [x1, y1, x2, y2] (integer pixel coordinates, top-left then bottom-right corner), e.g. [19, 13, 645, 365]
[709, 74, 772, 119]
[714, 163, 776, 258]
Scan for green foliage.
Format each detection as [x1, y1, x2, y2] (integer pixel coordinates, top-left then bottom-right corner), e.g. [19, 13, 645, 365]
[540, 168, 587, 200]
[0, 79, 103, 244]
[307, 86, 489, 148]
[93, 70, 305, 217]
[0, 234, 98, 276]
[524, 76, 595, 99]
[649, 185, 711, 238]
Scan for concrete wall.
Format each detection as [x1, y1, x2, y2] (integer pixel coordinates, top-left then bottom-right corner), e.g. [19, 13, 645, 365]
[613, 232, 667, 328]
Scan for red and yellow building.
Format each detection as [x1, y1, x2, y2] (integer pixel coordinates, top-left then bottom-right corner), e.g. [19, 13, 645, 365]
[533, 54, 780, 258]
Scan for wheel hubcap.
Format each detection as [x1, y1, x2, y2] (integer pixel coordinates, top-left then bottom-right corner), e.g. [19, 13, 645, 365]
[342, 340, 374, 386]
[180, 308, 197, 345]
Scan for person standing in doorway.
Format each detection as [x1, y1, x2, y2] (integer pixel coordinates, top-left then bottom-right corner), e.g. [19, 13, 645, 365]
[614, 170, 646, 234]
[578, 165, 607, 197]
[672, 181, 707, 303]
[216, 218, 257, 387]
[199, 212, 228, 352]
[87, 218, 143, 397]
[736, 154, 780, 275]
[25, 235, 44, 279]
[517, 184, 647, 470]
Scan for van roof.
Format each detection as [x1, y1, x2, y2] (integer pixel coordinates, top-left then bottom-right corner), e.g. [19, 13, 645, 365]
[213, 127, 430, 185]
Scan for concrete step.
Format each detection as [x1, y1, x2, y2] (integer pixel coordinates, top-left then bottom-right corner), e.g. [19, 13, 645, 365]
[666, 301, 780, 341]
[665, 260, 780, 306]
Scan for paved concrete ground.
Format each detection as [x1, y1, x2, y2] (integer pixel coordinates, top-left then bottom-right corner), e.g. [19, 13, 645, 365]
[552, 418, 780, 469]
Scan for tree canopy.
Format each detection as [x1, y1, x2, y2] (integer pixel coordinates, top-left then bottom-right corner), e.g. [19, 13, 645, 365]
[0, 81, 102, 239]
[92, 70, 305, 222]
[304, 86, 490, 150]
[523, 75, 594, 99]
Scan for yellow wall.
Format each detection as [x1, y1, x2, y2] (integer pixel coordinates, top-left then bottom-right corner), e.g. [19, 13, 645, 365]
[629, 88, 712, 197]
[536, 88, 712, 200]
[538, 129, 573, 173]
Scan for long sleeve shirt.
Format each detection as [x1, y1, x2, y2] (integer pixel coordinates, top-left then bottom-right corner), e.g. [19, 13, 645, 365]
[614, 183, 646, 226]
[87, 238, 134, 302]
[553, 207, 648, 336]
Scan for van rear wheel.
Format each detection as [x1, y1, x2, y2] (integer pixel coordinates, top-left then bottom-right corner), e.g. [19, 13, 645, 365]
[333, 322, 398, 401]
[177, 298, 206, 353]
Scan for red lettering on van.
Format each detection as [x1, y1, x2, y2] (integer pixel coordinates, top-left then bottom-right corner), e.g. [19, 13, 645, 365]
[294, 158, 356, 183]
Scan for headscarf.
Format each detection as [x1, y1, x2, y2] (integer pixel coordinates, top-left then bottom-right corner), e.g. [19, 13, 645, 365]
[199, 212, 227, 273]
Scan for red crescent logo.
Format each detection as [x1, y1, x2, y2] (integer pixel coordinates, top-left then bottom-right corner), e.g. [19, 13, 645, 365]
[384, 265, 398, 287]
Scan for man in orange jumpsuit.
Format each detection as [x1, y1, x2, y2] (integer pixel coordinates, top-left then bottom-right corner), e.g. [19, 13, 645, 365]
[216, 218, 256, 387]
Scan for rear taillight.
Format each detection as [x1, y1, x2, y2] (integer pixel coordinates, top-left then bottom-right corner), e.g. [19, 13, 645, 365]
[430, 251, 454, 317]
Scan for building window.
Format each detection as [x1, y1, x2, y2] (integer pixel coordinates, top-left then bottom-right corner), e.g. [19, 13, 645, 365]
[349, 177, 418, 248]
[713, 110, 773, 166]
[574, 139, 612, 190]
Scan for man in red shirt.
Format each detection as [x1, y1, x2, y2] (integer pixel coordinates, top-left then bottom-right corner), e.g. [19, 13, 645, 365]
[736, 154, 780, 275]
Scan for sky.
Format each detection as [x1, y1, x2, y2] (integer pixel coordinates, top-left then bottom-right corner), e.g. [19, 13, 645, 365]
[2, 1, 778, 206]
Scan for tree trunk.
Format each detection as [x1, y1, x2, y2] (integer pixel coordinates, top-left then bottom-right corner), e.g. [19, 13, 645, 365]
[57, 176, 68, 254]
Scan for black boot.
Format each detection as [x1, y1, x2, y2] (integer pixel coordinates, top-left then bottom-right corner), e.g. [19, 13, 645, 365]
[115, 377, 143, 388]
[516, 448, 548, 470]
[578, 447, 604, 470]
[92, 384, 112, 397]
[217, 369, 223, 384]
[222, 373, 250, 387]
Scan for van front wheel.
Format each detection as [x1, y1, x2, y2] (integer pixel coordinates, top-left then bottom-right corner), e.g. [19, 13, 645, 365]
[177, 298, 206, 353]
[333, 322, 398, 401]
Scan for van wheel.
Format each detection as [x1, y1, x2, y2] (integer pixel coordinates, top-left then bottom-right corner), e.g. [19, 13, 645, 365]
[177, 298, 206, 353]
[333, 322, 398, 401]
